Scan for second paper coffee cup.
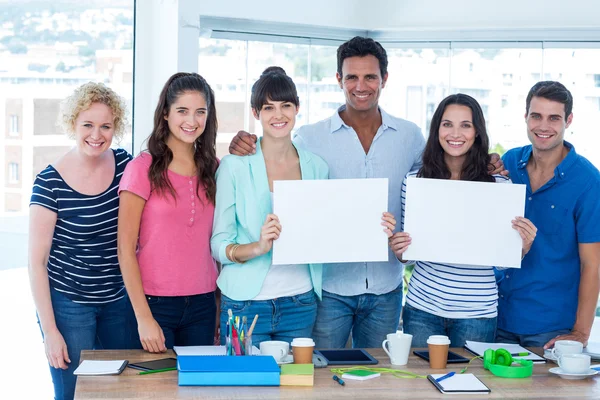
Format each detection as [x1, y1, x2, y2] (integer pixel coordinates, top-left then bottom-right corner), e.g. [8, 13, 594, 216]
[291, 338, 315, 364]
[427, 335, 451, 368]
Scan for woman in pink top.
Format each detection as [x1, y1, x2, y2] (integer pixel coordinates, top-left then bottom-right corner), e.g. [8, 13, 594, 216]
[117, 73, 219, 352]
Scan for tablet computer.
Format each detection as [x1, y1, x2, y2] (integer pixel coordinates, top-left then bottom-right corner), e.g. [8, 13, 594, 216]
[127, 357, 177, 371]
[413, 350, 470, 363]
[313, 349, 378, 365]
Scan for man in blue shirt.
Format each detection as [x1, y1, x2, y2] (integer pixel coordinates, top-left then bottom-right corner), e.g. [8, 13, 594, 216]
[230, 37, 503, 349]
[498, 81, 600, 349]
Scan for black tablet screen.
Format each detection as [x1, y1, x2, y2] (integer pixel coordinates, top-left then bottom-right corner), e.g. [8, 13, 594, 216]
[128, 357, 177, 371]
[315, 349, 378, 365]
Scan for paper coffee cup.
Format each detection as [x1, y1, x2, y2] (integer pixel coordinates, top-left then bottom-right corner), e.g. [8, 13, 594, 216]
[291, 338, 315, 364]
[427, 335, 451, 369]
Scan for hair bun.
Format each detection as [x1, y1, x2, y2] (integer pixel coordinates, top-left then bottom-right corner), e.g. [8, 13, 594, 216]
[261, 66, 287, 77]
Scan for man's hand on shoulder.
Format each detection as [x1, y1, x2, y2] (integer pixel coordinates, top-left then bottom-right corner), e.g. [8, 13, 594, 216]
[229, 130, 257, 156]
[543, 329, 590, 349]
[489, 153, 509, 176]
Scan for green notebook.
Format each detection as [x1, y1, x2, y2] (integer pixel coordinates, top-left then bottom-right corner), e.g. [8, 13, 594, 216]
[342, 369, 381, 380]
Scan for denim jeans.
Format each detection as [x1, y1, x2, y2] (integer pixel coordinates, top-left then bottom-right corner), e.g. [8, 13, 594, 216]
[130, 292, 217, 349]
[219, 290, 317, 346]
[496, 327, 572, 347]
[312, 285, 403, 349]
[403, 303, 497, 348]
[40, 288, 135, 400]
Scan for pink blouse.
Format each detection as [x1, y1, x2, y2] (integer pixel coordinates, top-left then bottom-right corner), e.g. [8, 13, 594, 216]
[119, 152, 217, 296]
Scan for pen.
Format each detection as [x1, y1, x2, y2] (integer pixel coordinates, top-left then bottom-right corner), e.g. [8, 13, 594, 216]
[333, 374, 345, 386]
[435, 371, 455, 382]
[511, 352, 529, 356]
[138, 367, 177, 375]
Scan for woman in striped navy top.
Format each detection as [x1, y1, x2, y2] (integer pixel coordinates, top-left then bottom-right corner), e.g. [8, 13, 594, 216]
[389, 94, 538, 348]
[28, 83, 133, 400]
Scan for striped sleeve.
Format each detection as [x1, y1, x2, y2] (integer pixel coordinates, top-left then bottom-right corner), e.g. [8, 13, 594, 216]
[30, 167, 59, 212]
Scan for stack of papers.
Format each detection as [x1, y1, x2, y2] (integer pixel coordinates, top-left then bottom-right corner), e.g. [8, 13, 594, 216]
[173, 345, 260, 356]
[465, 341, 545, 363]
[74, 360, 128, 376]
[428, 373, 490, 394]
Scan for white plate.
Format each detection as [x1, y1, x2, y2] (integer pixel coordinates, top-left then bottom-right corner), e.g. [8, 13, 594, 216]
[277, 355, 294, 365]
[549, 367, 598, 380]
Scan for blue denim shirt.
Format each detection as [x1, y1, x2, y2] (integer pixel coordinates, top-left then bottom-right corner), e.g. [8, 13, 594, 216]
[498, 142, 600, 334]
[294, 106, 425, 296]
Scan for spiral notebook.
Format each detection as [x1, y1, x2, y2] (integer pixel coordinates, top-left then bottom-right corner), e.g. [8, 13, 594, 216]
[465, 341, 545, 363]
[74, 360, 128, 376]
[428, 374, 491, 394]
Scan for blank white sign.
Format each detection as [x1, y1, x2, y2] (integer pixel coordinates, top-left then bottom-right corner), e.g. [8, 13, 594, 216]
[403, 177, 526, 268]
[272, 178, 389, 265]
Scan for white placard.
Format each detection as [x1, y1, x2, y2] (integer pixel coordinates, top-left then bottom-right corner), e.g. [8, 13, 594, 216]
[403, 177, 526, 268]
[272, 178, 389, 265]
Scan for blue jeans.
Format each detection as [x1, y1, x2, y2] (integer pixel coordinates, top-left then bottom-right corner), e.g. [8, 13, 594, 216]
[40, 288, 135, 400]
[496, 327, 571, 347]
[129, 292, 217, 349]
[312, 285, 403, 349]
[219, 290, 317, 346]
[403, 303, 497, 347]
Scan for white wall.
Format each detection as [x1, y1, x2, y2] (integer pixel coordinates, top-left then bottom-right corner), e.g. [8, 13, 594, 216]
[199, 0, 365, 29]
[199, 0, 600, 31]
[372, 0, 600, 30]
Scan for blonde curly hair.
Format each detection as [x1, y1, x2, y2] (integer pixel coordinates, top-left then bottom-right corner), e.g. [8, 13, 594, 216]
[59, 82, 128, 140]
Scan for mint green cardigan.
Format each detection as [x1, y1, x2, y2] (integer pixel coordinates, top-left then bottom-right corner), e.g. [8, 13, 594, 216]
[211, 139, 329, 301]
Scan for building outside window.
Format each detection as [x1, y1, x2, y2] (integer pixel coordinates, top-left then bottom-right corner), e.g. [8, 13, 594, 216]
[8, 163, 19, 184]
[9, 115, 19, 136]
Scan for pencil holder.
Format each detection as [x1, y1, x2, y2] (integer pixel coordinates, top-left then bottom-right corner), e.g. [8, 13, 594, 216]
[226, 335, 233, 356]
[244, 335, 253, 356]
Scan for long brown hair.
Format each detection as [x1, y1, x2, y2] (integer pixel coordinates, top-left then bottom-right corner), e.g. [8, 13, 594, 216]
[147, 72, 218, 203]
[419, 93, 494, 182]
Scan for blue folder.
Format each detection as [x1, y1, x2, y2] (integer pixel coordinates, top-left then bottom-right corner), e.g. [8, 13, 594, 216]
[177, 356, 280, 386]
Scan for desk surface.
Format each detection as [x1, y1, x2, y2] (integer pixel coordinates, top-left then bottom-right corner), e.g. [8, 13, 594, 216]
[75, 348, 599, 399]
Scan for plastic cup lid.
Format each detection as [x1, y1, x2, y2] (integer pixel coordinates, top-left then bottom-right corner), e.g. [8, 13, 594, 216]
[427, 335, 451, 345]
[291, 338, 315, 347]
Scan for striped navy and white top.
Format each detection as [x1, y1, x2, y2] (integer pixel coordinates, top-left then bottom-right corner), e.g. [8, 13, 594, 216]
[30, 148, 132, 305]
[401, 170, 511, 319]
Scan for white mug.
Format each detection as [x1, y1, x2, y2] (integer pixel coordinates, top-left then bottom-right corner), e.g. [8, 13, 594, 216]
[382, 332, 413, 366]
[260, 340, 289, 362]
[557, 353, 591, 374]
[550, 340, 583, 359]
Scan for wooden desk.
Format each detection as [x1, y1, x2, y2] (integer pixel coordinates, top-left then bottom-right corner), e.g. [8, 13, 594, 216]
[75, 348, 599, 399]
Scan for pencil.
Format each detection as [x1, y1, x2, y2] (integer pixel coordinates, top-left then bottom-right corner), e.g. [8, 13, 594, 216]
[247, 314, 259, 337]
[138, 367, 177, 375]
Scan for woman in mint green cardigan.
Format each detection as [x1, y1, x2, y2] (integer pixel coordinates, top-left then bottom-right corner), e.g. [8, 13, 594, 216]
[211, 67, 330, 345]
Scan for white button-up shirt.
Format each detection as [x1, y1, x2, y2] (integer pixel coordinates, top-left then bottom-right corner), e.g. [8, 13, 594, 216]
[294, 106, 425, 296]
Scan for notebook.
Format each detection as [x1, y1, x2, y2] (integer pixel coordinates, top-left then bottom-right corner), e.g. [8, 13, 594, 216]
[428, 373, 490, 394]
[342, 369, 381, 380]
[74, 360, 128, 376]
[280, 363, 314, 386]
[583, 342, 600, 360]
[464, 341, 546, 363]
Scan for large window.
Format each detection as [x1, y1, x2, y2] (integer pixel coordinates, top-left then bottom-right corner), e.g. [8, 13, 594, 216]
[449, 46, 544, 154]
[201, 34, 600, 170]
[199, 38, 343, 158]
[543, 48, 600, 167]
[381, 47, 451, 134]
[0, 2, 134, 398]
